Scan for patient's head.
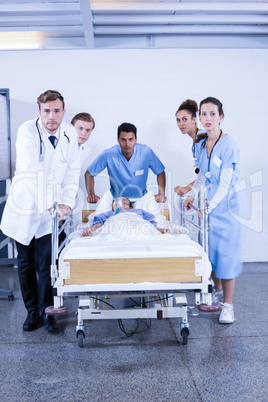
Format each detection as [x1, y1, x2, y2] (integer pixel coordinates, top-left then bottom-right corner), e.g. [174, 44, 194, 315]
[112, 197, 132, 212]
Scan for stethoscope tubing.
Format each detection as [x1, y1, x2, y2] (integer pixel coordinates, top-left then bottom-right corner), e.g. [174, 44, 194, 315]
[36, 118, 70, 161]
[194, 131, 222, 180]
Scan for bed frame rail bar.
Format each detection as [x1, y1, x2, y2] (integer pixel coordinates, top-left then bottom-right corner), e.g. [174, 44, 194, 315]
[178, 194, 210, 255]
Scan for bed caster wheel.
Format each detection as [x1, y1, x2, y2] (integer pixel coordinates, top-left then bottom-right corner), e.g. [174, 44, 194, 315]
[181, 328, 189, 345]
[77, 330, 85, 348]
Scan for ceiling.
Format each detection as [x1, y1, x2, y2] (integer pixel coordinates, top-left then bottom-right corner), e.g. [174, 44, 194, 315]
[0, 0, 268, 50]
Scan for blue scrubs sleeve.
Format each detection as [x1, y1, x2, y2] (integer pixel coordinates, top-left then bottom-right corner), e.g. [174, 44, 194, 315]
[87, 150, 108, 177]
[148, 148, 165, 175]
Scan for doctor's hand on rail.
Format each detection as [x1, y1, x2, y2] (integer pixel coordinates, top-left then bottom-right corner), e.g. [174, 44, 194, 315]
[154, 193, 167, 203]
[183, 196, 194, 210]
[87, 194, 100, 203]
[85, 172, 100, 203]
[183, 197, 203, 219]
[58, 204, 71, 220]
[48, 204, 71, 221]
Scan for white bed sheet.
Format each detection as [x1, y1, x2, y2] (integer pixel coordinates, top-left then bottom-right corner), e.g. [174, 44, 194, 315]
[62, 213, 211, 278]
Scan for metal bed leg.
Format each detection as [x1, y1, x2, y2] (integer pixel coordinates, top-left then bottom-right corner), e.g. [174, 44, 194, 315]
[76, 306, 85, 348]
[178, 194, 219, 313]
[180, 306, 189, 345]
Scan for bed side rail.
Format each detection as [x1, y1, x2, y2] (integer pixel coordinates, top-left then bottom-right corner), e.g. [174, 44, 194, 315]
[51, 202, 73, 286]
[178, 194, 210, 255]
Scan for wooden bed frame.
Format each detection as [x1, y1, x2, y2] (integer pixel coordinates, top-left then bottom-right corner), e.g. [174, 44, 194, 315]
[64, 256, 202, 285]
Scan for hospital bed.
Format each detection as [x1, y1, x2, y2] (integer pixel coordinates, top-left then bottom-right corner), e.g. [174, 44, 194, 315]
[46, 193, 214, 348]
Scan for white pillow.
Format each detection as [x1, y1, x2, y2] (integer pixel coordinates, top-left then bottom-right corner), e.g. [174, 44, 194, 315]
[94, 190, 166, 226]
[132, 191, 166, 226]
[95, 190, 113, 213]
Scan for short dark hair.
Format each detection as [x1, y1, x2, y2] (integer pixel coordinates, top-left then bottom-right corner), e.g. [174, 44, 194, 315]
[71, 112, 95, 129]
[37, 90, 65, 109]
[117, 122, 137, 138]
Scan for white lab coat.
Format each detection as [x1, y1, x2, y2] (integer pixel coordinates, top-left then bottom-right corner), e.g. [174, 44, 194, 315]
[72, 143, 92, 226]
[78, 143, 92, 194]
[0, 119, 80, 245]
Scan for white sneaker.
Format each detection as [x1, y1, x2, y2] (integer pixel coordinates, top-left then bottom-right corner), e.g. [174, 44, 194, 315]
[219, 303, 235, 324]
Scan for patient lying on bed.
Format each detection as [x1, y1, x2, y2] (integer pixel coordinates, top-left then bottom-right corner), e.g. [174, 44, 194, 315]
[82, 196, 170, 237]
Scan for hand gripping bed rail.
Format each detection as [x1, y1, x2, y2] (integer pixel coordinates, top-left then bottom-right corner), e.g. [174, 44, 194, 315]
[178, 194, 210, 255]
[51, 202, 73, 285]
[45, 203, 70, 316]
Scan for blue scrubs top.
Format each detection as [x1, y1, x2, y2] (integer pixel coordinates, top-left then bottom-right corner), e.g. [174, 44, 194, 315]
[87, 143, 165, 198]
[92, 209, 157, 227]
[196, 135, 245, 279]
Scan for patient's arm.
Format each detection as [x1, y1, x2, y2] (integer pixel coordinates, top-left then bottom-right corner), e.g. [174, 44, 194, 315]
[85, 171, 100, 203]
[82, 222, 102, 237]
[156, 227, 170, 234]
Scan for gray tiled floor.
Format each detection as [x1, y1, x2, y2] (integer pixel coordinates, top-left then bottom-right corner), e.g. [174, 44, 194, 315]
[0, 262, 267, 402]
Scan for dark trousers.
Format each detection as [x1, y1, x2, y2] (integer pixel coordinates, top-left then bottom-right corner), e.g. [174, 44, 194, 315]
[15, 234, 52, 315]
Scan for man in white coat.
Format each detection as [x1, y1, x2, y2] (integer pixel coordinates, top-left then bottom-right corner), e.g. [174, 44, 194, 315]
[71, 112, 95, 226]
[0, 90, 80, 332]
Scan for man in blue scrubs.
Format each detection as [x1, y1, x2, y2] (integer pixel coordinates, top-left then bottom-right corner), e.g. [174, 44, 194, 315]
[85, 122, 166, 202]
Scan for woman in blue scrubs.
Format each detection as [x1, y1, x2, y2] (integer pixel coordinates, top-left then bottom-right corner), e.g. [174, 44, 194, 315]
[184, 97, 244, 324]
[174, 99, 206, 196]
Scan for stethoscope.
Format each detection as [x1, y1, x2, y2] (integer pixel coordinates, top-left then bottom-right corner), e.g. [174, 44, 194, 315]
[193, 130, 222, 180]
[36, 118, 70, 162]
[192, 140, 204, 175]
[192, 128, 207, 175]
[192, 141, 202, 174]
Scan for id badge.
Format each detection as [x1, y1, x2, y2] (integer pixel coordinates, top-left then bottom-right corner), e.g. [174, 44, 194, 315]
[135, 169, 144, 176]
[212, 155, 222, 168]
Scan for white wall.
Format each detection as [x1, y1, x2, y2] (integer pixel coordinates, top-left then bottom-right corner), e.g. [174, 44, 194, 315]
[0, 48, 267, 261]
